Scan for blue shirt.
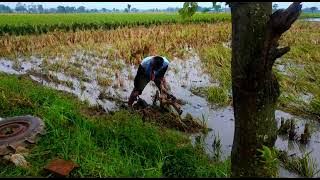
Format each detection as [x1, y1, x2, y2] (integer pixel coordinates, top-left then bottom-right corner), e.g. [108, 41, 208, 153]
[141, 56, 170, 80]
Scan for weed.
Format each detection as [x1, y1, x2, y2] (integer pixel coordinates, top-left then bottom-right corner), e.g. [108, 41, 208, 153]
[212, 133, 222, 162]
[258, 145, 279, 178]
[278, 150, 320, 178]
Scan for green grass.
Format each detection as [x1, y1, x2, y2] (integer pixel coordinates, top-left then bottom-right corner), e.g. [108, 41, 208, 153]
[207, 86, 230, 106]
[310, 96, 320, 115]
[278, 151, 320, 178]
[199, 44, 231, 106]
[0, 73, 230, 177]
[300, 13, 320, 19]
[0, 13, 231, 35]
[258, 146, 279, 178]
[0, 12, 316, 36]
[274, 21, 320, 117]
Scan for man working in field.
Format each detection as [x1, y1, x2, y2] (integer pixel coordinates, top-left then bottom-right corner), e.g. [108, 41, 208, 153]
[128, 55, 174, 107]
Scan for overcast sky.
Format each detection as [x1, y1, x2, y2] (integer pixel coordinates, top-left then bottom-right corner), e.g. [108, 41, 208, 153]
[1, 2, 320, 10]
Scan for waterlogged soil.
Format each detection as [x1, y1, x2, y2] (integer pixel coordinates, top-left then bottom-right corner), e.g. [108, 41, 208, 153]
[0, 51, 319, 177]
[190, 106, 320, 177]
[303, 18, 320, 22]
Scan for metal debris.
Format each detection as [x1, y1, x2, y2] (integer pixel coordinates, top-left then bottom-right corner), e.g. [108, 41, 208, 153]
[0, 115, 45, 156]
[44, 159, 79, 177]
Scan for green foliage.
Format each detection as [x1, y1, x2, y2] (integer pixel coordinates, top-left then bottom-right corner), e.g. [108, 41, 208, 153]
[272, 3, 279, 11]
[161, 145, 230, 178]
[257, 145, 279, 177]
[212, 134, 222, 161]
[278, 151, 320, 178]
[202, 7, 211, 13]
[200, 44, 231, 106]
[212, 2, 222, 12]
[162, 147, 197, 178]
[207, 86, 229, 106]
[299, 13, 320, 19]
[178, 2, 199, 20]
[310, 96, 320, 115]
[0, 13, 231, 36]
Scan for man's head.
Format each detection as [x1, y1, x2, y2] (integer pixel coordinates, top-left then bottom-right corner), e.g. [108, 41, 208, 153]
[152, 56, 164, 70]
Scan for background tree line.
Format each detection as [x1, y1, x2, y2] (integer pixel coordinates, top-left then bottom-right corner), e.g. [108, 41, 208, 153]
[0, 2, 231, 13]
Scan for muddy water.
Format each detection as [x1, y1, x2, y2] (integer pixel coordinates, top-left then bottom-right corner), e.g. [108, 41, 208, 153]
[189, 106, 320, 177]
[0, 53, 319, 177]
[303, 18, 320, 22]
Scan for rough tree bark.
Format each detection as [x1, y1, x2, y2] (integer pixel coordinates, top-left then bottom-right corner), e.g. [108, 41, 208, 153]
[229, 2, 302, 177]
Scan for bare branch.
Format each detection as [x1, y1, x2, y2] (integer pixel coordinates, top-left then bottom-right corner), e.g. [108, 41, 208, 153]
[269, 2, 302, 36]
[275, 46, 290, 59]
[268, 46, 290, 69]
[265, 2, 302, 69]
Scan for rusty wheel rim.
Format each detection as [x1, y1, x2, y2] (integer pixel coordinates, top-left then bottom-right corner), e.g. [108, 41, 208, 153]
[0, 121, 29, 139]
[0, 116, 45, 156]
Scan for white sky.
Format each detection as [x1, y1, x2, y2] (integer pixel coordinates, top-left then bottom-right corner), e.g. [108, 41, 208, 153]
[1, 2, 320, 10]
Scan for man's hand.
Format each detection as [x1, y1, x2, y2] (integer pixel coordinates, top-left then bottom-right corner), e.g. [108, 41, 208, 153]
[159, 78, 169, 91]
[167, 94, 176, 101]
[128, 90, 140, 107]
[159, 79, 176, 100]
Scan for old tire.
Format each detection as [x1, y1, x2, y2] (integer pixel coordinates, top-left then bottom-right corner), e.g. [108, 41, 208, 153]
[0, 115, 45, 156]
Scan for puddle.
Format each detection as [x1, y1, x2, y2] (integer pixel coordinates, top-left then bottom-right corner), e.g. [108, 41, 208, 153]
[274, 61, 305, 77]
[188, 106, 320, 177]
[0, 52, 217, 111]
[303, 18, 320, 22]
[0, 51, 319, 177]
[275, 111, 320, 177]
[300, 92, 314, 104]
[0, 59, 21, 75]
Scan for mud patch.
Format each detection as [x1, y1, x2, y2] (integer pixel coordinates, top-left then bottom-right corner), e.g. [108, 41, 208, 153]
[134, 104, 206, 133]
[303, 18, 320, 22]
[274, 61, 305, 77]
[299, 92, 314, 104]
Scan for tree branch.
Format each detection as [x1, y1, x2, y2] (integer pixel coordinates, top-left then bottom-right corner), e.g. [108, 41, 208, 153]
[265, 2, 302, 70]
[269, 2, 302, 36]
[268, 46, 290, 68]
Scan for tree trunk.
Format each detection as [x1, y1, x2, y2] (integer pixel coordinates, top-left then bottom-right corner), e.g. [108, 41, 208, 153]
[229, 2, 302, 177]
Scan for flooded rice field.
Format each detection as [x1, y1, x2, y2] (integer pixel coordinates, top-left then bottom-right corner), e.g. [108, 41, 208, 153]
[0, 50, 319, 177]
[303, 18, 320, 22]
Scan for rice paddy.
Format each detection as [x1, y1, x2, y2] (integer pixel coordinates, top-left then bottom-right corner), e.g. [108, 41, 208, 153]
[0, 11, 319, 178]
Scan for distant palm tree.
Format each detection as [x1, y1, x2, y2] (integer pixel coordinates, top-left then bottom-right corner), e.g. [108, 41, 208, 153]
[310, 7, 318, 13]
[212, 2, 221, 12]
[127, 4, 131, 12]
[272, 3, 278, 13]
[179, 2, 198, 19]
[273, 4, 278, 11]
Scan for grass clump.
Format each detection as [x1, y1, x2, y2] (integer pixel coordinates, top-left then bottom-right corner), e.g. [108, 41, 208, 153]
[310, 96, 320, 116]
[278, 150, 320, 178]
[96, 75, 113, 87]
[207, 86, 230, 106]
[258, 146, 279, 177]
[199, 44, 231, 106]
[162, 146, 230, 178]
